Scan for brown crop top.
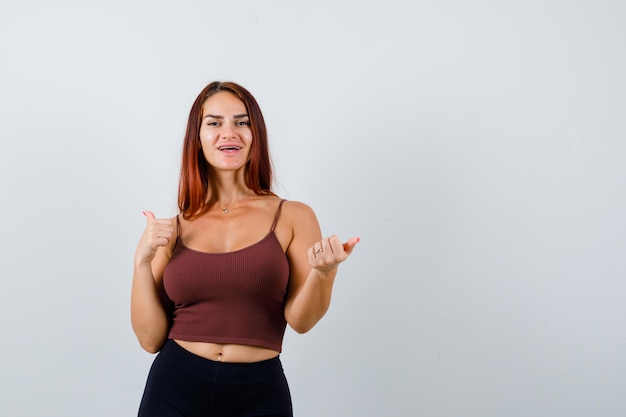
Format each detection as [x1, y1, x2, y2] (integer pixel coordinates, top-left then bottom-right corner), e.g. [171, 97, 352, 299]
[162, 200, 290, 352]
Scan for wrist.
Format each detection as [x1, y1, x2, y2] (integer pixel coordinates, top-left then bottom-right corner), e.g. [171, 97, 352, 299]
[312, 266, 338, 280]
[134, 258, 153, 270]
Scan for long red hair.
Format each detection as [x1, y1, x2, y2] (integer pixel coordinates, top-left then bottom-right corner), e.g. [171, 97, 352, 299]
[178, 81, 275, 220]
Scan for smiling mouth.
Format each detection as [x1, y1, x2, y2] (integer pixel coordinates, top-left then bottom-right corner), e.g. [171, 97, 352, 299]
[217, 146, 242, 151]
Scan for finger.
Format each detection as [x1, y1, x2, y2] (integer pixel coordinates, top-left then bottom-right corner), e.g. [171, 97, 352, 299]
[151, 227, 174, 248]
[342, 236, 360, 255]
[308, 246, 320, 265]
[143, 210, 156, 222]
[313, 242, 324, 257]
[325, 235, 341, 254]
[153, 237, 168, 248]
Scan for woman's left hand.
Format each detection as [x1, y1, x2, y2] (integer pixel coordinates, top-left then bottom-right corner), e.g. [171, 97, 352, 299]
[308, 235, 360, 273]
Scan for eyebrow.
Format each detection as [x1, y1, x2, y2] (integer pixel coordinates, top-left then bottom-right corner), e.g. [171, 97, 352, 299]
[203, 113, 249, 120]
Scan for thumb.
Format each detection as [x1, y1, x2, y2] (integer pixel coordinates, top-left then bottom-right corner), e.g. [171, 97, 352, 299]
[142, 210, 156, 222]
[342, 237, 360, 255]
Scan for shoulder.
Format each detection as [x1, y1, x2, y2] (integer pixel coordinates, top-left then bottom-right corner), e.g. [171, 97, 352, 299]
[280, 200, 320, 238]
[281, 200, 317, 221]
[280, 200, 322, 255]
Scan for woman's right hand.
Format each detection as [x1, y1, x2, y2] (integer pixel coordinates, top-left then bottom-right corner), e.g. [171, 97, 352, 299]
[134, 211, 174, 265]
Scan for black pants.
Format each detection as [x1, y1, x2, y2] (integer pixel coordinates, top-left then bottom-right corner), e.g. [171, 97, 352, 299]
[138, 340, 293, 417]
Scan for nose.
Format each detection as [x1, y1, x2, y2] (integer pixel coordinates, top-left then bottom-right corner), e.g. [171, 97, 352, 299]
[219, 123, 236, 140]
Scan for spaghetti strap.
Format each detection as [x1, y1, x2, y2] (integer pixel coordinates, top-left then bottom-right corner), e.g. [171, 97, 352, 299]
[270, 199, 286, 233]
[176, 215, 182, 238]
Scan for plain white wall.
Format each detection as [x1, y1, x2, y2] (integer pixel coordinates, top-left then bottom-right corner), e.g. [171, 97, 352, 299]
[1, 0, 625, 416]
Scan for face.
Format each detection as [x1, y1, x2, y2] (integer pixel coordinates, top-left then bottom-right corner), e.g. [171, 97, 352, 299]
[199, 91, 253, 172]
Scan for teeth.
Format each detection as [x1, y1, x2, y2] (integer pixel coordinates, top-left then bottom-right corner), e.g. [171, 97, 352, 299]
[218, 146, 241, 151]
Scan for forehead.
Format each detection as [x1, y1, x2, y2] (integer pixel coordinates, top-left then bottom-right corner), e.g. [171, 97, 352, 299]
[201, 91, 247, 115]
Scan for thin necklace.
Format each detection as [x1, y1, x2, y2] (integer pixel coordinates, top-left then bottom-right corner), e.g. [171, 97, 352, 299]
[219, 200, 236, 214]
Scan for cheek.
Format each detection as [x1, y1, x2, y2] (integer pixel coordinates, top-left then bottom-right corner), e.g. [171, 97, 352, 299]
[199, 131, 215, 148]
[244, 132, 254, 146]
[198, 135, 212, 157]
[245, 143, 254, 162]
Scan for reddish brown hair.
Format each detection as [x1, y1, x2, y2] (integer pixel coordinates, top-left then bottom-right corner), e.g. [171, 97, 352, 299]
[178, 81, 274, 219]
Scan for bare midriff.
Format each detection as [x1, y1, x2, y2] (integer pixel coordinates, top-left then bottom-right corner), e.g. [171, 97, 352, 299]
[173, 339, 279, 363]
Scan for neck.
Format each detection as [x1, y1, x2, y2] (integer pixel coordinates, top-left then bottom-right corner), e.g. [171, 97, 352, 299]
[211, 187, 251, 214]
[208, 170, 252, 213]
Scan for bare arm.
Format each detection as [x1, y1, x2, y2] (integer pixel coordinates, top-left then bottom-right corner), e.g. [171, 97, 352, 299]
[130, 211, 175, 353]
[283, 203, 359, 333]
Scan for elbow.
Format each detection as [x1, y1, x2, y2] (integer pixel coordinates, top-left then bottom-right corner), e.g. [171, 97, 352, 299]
[131, 317, 168, 354]
[291, 325, 311, 335]
[139, 339, 163, 354]
[285, 309, 326, 334]
[133, 327, 166, 354]
[289, 319, 316, 334]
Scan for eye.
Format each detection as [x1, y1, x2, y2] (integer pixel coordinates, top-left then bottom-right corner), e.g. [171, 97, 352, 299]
[206, 121, 220, 127]
[236, 120, 250, 127]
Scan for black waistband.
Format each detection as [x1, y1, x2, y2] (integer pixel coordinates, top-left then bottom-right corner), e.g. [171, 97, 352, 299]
[159, 340, 284, 385]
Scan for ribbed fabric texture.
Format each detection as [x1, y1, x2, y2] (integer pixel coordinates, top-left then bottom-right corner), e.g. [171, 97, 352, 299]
[163, 203, 290, 352]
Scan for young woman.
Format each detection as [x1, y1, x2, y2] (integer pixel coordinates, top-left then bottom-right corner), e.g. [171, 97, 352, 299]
[131, 81, 359, 416]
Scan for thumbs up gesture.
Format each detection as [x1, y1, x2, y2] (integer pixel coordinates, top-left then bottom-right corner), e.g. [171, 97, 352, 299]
[134, 211, 175, 265]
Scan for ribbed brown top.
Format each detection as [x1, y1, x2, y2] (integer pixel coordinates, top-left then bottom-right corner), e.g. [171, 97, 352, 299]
[162, 201, 290, 352]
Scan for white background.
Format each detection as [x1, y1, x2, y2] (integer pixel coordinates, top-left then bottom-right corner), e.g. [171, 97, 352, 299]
[1, 1, 625, 416]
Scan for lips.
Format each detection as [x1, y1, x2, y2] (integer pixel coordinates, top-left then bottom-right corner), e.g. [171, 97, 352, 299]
[217, 145, 242, 151]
